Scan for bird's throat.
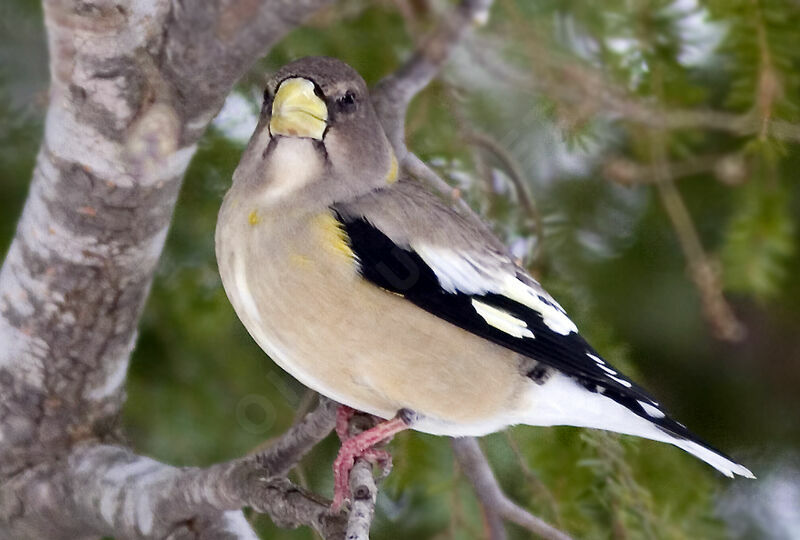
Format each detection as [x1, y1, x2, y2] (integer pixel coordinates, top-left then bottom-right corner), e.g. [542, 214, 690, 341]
[261, 137, 325, 205]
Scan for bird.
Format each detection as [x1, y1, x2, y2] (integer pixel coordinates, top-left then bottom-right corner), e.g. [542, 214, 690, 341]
[215, 56, 754, 510]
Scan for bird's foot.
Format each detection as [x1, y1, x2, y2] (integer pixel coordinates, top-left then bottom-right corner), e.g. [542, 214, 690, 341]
[330, 408, 417, 512]
[363, 448, 393, 479]
[335, 404, 357, 442]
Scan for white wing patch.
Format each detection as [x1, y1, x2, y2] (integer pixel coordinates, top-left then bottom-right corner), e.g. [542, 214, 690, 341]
[607, 374, 633, 388]
[597, 364, 619, 375]
[587, 352, 642, 393]
[414, 244, 497, 294]
[587, 353, 605, 365]
[500, 276, 578, 335]
[638, 400, 666, 419]
[471, 299, 534, 339]
[413, 244, 579, 336]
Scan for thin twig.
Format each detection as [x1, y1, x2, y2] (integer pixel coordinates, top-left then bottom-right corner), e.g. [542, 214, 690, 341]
[463, 130, 545, 264]
[373, 0, 495, 156]
[648, 68, 746, 343]
[602, 153, 748, 187]
[443, 84, 545, 265]
[463, 29, 800, 143]
[245, 396, 337, 478]
[503, 432, 563, 528]
[345, 459, 378, 540]
[481, 502, 508, 540]
[654, 178, 746, 342]
[451, 438, 573, 540]
[372, 0, 499, 244]
[403, 152, 474, 213]
[752, 0, 780, 141]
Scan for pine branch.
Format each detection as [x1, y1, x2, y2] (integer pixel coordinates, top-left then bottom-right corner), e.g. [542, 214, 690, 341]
[464, 34, 800, 143]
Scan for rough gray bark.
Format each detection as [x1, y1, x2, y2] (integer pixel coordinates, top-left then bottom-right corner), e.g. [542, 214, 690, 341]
[0, 0, 570, 538]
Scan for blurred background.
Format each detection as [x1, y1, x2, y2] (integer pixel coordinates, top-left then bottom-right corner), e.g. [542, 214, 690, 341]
[2, 0, 799, 538]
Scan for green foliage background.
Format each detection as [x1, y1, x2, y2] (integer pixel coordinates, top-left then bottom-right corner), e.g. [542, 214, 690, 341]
[2, 1, 799, 538]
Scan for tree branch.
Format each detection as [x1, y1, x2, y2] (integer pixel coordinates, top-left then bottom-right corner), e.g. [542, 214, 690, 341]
[463, 130, 545, 265]
[373, 0, 494, 156]
[647, 70, 745, 343]
[602, 153, 748, 187]
[466, 23, 752, 341]
[480, 500, 508, 540]
[452, 438, 573, 540]
[465, 33, 800, 143]
[1, 395, 340, 539]
[344, 459, 378, 540]
[161, 0, 337, 141]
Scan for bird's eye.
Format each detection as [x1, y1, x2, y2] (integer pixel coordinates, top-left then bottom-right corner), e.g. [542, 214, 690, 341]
[336, 91, 357, 113]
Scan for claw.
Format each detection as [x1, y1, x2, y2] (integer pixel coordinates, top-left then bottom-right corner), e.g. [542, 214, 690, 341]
[330, 409, 415, 512]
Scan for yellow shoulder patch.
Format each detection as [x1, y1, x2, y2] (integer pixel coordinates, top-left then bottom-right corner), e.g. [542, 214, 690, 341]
[386, 152, 399, 184]
[248, 210, 261, 226]
[313, 212, 356, 261]
[289, 253, 313, 267]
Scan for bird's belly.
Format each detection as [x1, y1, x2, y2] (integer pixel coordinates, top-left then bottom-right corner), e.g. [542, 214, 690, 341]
[217, 217, 530, 436]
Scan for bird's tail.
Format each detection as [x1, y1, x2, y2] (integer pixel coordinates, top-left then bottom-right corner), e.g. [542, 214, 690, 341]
[522, 373, 755, 479]
[662, 434, 755, 478]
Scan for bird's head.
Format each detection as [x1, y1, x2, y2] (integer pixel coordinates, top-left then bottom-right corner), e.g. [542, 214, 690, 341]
[233, 57, 397, 210]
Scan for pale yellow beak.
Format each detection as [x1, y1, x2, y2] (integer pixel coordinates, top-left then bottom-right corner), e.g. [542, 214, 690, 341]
[269, 77, 328, 140]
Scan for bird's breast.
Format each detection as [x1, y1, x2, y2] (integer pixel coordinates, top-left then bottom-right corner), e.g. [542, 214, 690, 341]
[215, 205, 531, 435]
[216, 205, 371, 400]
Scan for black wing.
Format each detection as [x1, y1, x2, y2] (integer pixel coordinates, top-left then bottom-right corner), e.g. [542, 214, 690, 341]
[334, 210, 712, 442]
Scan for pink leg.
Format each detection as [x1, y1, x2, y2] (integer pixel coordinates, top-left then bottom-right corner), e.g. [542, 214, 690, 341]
[336, 405, 356, 442]
[331, 410, 416, 512]
[335, 405, 392, 480]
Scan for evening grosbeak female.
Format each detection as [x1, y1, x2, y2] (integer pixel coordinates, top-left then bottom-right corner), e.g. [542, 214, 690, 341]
[215, 56, 754, 510]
